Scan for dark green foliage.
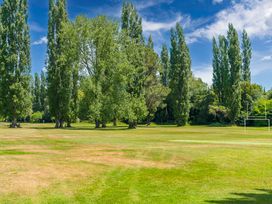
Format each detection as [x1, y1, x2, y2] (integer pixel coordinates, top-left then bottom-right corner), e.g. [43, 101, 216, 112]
[169, 23, 191, 126]
[189, 77, 209, 124]
[144, 40, 170, 125]
[155, 44, 171, 123]
[120, 32, 148, 128]
[161, 44, 170, 87]
[0, 0, 32, 127]
[208, 105, 230, 124]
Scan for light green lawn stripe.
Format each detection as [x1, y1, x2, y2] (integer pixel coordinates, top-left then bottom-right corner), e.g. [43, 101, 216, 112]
[170, 140, 272, 146]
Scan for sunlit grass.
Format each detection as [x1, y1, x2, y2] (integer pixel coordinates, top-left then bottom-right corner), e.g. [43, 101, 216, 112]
[0, 122, 272, 203]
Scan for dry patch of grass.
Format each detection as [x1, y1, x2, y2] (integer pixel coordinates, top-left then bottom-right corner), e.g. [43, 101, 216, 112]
[0, 143, 179, 196]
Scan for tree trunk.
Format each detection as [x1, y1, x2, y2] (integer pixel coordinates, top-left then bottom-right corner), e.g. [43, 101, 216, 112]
[146, 114, 151, 126]
[95, 120, 100, 128]
[67, 119, 72, 128]
[128, 121, 137, 129]
[10, 118, 19, 128]
[60, 120, 64, 128]
[113, 118, 117, 127]
[102, 121, 107, 128]
[55, 120, 60, 128]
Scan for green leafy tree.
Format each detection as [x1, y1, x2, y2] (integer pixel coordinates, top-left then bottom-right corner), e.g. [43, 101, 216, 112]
[228, 24, 242, 123]
[241, 82, 263, 115]
[169, 23, 191, 126]
[120, 32, 148, 128]
[242, 30, 252, 82]
[0, 0, 32, 127]
[144, 42, 170, 125]
[77, 16, 128, 128]
[190, 77, 209, 124]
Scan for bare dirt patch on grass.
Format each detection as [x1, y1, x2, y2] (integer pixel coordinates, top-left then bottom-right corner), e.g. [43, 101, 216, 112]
[69, 145, 178, 169]
[0, 144, 178, 196]
[0, 148, 98, 196]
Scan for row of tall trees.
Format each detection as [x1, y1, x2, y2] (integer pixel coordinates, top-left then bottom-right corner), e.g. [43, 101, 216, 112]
[212, 24, 257, 123]
[36, 1, 193, 128]
[0, 0, 264, 128]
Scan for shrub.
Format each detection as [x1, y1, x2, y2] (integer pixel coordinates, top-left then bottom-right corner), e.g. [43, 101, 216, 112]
[31, 112, 43, 123]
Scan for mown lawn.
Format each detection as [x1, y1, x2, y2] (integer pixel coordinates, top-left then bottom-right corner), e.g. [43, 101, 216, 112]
[1, 123, 272, 203]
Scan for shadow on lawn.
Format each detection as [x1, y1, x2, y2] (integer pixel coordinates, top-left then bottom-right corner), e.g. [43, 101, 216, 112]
[30, 126, 131, 131]
[206, 189, 272, 204]
[30, 124, 173, 131]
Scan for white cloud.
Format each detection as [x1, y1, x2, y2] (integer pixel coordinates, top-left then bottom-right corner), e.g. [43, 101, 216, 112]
[250, 50, 272, 76]
[136, 0, 174, 10]
[30, 22, 46, 33]
[142, 14, 183, 32]
[193, 65, 213, 85]
[32, 36, 48, 45]
[188, 0, 272, 42]
[261, 55, 272, 61]
[213, 0, 224, 4]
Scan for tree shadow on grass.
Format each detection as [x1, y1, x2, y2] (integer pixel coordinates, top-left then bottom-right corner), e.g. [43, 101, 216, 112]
[206, 189, 272, 204]
[30, 126, 131, 131]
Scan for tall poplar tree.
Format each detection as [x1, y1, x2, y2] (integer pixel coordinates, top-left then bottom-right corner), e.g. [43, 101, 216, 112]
[212, 35, 230, 106]
[169, 23, 191, 126]
[121, 2, 144, 43]
[218, 35, 230, 106]
[0, 6, 3, 114]
[40, 71, 47, 113]
[161, 44, 170, 87]
[156, 44, 171, 123]
[121, 2, 149, 128]
[47, 0, 71, 128]
[242, 30, 252, 82]
[0, 0, 32, 127]
[147, 35, 154, 49]
[33, 73, 41, 112]
[228, 24, 242, 123]
[212, 37, 222, 103]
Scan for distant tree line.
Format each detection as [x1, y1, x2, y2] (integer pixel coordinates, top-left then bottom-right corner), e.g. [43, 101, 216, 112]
[0, 0, 268, 128]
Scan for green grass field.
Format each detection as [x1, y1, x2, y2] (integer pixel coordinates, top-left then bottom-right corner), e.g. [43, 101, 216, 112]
[1, 123, 272, 203]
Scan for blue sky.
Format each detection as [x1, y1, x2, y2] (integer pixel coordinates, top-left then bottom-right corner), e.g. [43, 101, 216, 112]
[3, 0, 272, 89]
